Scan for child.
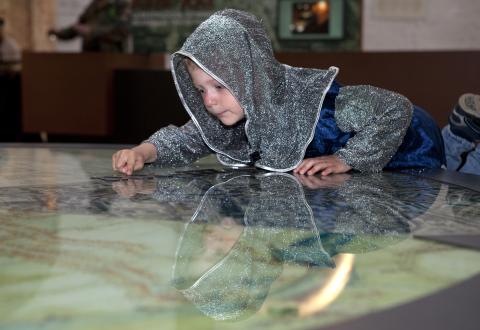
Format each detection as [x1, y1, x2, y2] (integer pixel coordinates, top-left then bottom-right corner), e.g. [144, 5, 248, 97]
[112, 9, 445, 176]
[443, 93, 480, 175]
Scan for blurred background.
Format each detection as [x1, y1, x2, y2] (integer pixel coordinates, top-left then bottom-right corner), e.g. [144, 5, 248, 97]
[0, 0, 479, 144]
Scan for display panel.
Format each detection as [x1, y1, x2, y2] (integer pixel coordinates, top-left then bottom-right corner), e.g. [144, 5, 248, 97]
[278, 0, 344, 40]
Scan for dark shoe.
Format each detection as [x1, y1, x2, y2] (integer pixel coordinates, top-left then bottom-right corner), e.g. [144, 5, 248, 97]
[449, 93, 480, 143]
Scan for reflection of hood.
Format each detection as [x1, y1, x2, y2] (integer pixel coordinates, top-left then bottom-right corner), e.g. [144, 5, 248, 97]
[171, 173, 333, 321]
[150, 169, 221, 204]
[171, 9, 338, 171]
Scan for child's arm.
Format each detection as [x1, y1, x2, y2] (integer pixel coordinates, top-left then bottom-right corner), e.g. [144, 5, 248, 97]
[112, 120, 212, 175]
[333, 85, 413, 172]
[145, 120, 212, 166]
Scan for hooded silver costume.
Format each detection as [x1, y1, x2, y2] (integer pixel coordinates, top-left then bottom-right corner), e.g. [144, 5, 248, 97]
[146, 9, 413, 172]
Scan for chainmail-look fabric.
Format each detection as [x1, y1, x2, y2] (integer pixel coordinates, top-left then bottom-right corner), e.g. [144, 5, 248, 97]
[171, 173, 332, 321]
[333, 85, 413, 172]
[146, 9, 413, 172]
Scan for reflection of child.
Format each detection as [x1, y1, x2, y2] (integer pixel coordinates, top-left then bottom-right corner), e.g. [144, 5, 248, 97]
[171, 172, 332, 321]
[113, 9, 445, 176]
[205, 217, 244, 250]
[193, 218, 244, 276]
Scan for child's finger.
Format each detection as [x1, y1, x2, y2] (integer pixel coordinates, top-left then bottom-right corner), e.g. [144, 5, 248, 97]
[112, 152, 121, 170]
[113, 152, 126, 171]
[124, 155, 138, 175]
[307, 162, 329, 175]
[297, 159, 316, 174]
[293, 163, 302, 173]
[119, 156, 131, 172]
[119, 163, 129, 174]
[293, 160, 306, 173]
[321, 167, 334, 176]
[300, 164, 315, 175]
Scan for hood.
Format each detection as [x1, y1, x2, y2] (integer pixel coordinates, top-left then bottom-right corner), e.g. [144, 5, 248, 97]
[171, 9, 338, 171]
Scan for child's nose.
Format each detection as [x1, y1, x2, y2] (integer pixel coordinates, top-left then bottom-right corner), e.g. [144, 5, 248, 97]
[203, 91, 217, 107]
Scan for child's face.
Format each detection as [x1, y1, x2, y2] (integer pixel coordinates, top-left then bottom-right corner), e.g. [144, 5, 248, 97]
[189, 218, 243, 276]
[187, 64, 245, 126]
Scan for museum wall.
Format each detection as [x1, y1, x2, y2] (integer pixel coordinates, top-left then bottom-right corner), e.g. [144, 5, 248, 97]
[362, 0, 480, 51]
[130, 0, 361, 53]
[0, 0, 56, 51]
[3, 0, 480, 53]
[50, 0, 480, 52]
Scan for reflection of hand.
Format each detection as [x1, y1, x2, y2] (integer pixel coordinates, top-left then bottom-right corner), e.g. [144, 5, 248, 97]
[294, 155, 352, 176]
[294, 172, 351, 189]
[111, 179, 156, 198]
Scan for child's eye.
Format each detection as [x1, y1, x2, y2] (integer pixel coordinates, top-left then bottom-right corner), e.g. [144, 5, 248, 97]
[215, 85, 223, 90]
[197, 88, 205, 94]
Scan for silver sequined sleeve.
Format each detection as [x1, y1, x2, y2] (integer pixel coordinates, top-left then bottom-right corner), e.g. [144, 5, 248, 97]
[145, 120, 213, 166]
[334, 85, 413, 172]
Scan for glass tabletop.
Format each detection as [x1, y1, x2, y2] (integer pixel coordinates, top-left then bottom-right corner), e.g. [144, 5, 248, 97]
[1, 145, 479, 330]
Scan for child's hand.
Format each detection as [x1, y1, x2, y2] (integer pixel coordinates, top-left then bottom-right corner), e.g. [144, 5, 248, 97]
[112, 149, 146, 175]
[293, 156, 352, 176]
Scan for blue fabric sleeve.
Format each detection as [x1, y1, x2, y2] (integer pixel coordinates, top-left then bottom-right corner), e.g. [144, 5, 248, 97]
[385, 106, 445, 170]
[305, 81, 352, 158]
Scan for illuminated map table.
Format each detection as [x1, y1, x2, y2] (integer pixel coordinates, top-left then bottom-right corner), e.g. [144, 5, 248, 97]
[1, 144, 479, 330]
